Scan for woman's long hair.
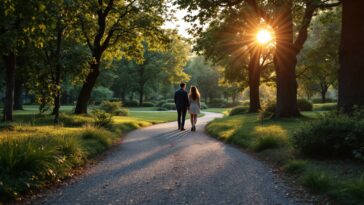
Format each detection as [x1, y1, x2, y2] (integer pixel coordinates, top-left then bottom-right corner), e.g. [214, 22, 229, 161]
[189, 86, 200, 100]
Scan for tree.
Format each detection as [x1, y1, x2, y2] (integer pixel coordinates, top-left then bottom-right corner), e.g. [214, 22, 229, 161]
[119, 36, 190, 105]
[74, 0, 167, 114]
[176, 0, 340, 117]
[0, 0, 46, 121]
[194, 10, 273, 112]
[297, 9, 340, 103]
[338, 0, 364, 113]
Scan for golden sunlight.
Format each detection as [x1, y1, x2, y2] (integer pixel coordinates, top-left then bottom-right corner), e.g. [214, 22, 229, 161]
[256, 29, 273, 45]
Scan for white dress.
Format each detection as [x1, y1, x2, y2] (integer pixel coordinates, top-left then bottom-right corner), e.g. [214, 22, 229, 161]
[189, 97, 201, 114]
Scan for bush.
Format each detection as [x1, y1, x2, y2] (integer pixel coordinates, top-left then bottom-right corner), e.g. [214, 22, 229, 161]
[91, 86, 114, 104]
[157, 107, 168, 111]
[207, 99, 227, 108]
[100, 101, 122, 114]
[200, 102, 208, 109]
[156, 100, 167, 107]
[113, 108, 129, 116]
[283, 160, 307, 174]
[311, 98, 337, 104]
[142, 102, 155, 107]
[162, 103, 176, 110]
[229, 106, 248, 116]
[91, 109, 113, 127]
[225, 101, 241, 108]
[258, 101, 276, 120]
[302, 171, 332, 194]
[123, 100, 139, 107]
[297, 99, 313, 111]
[292, 112, 364, 159]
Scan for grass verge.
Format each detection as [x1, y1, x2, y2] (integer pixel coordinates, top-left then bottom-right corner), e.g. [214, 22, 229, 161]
[206, 112, 364, 204]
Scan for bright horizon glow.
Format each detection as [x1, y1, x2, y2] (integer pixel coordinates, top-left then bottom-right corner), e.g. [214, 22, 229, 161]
[256, 29, 273, 44]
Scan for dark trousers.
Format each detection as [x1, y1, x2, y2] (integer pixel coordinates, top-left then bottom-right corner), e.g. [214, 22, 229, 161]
[177, 107, 187, 129]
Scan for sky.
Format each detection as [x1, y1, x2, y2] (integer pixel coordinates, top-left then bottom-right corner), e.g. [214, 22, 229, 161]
[163, 8, 193, 39]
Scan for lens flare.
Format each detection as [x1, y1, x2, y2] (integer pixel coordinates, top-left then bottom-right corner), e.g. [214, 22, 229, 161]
[256, 29, 273, 44]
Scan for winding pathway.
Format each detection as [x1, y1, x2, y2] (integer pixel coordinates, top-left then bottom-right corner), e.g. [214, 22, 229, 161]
[35, 112, 311, 205]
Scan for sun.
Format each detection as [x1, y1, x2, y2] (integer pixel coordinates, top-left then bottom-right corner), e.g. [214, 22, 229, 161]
[256, 29, 273, 45]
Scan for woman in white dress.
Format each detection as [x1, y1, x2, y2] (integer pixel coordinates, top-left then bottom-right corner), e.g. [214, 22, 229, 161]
[188, 86, 201, 131]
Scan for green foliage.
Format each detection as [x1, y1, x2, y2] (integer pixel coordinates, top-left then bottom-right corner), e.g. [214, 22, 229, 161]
[142, 102, 155, 107]
[297, 99, 313, 111]
[302, 171, 332, 194]
[91, 87, 114, 104]
[124, 100, 139, 107]
[229, 106, 248, 116]
[333, 177, 364, 205]
[99, 101, 122, 114]
[113, 108, 129, 116]
[283, 160, 308, 174]
[293, 112, 364, 159]
[313, 103, 337, 111]
[207, 99, 227, 108]
[253, 134, 289, 152]
[258, 101, 276, 120]
[200, 102, 208, 109]
[157, 107, 168, 111]
[161, 103, 176, 110]
[91, 109, 113, 127]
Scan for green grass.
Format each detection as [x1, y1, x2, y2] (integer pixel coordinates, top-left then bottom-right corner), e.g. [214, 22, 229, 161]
[0, 105, 180, 202]
[207, 111, 364, 204]
[204, 108, 231, 115]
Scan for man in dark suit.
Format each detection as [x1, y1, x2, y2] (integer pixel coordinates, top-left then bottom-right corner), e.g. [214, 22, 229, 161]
[174, 82, 190, 131]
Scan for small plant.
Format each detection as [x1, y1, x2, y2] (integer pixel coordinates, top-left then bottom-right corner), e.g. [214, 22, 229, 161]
[229, 106, 248, 116]
[297, 99, 313, 111]
[258, 101, 276, 120]
[99, 101, 122, 114]
[333, 177, 364, 204]
[91, 109, 113, 127]
[283, 160, 308, 174]
[302, 170, 332, 194]
[113, 108, 129, 116]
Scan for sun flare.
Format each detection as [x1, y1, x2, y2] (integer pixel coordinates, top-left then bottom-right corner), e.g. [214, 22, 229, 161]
[256, 29, 273, 44]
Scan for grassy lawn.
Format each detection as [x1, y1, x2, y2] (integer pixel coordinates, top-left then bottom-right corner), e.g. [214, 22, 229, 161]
[0, 105, 181, 202]
[206, 112, 364, 204]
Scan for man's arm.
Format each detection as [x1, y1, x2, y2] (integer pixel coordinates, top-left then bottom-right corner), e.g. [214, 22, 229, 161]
[184, 92, 190, 107]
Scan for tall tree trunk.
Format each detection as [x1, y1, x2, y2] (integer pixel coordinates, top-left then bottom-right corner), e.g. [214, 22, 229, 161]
[248, 49, 261, 113]
[52, 20, 63, 123]
[273, 3, 300, 118]
[2, 52, 16, 121]
[13, 77, 23, 110]
[74, 63, 100, 114]
[139, 86, 144, 106]
[338, 0, 364, 113]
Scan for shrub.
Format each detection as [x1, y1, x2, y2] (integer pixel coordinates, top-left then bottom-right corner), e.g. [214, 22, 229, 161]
[258, 101, 276, 120]
[99, 101, 122, 114]
[156, 100, 167, 107]
[162, 103, 176, 110]
[200, 102, 208, 109]
[297, 99, 313, 111]
[333, 178, 364, 204]
[123, 100, 139, 107]
[142, 102, 155, 107]
[283, 160, 307, 174]
[91, 109, 113, 127]
[253, 134, 288, 152]
[207, 99, 227, 108]
[157, 107, 168, 111]
[302, 171, 332, 194]
[312, 98, 337, 104]
[91, 86, 114, 104]
[292, 112, 364, 159]
[229, 106, 248, 116]
[113, 108, 129, 116]
[225, 101, 241, 108]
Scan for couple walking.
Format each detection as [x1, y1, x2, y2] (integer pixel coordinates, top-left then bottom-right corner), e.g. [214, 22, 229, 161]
[174, 82, 201, 131]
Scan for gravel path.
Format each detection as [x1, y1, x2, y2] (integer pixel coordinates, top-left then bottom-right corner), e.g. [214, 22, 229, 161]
[35, 112, 310, 205]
